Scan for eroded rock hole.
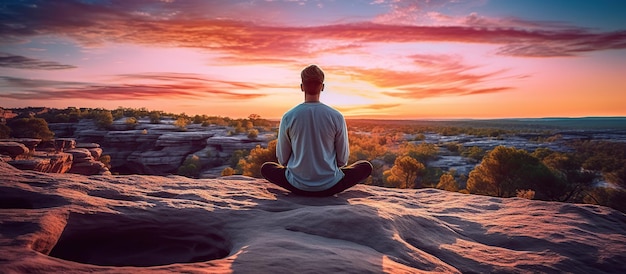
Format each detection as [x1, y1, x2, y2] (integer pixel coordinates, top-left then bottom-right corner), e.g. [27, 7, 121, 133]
[48, 212, 231, 267]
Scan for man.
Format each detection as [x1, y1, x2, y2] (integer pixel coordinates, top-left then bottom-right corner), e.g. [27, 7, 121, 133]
[261, 64, 372, 197]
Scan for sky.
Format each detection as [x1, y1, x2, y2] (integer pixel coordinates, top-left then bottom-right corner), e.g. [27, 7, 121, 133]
[1, 0, 625, 119]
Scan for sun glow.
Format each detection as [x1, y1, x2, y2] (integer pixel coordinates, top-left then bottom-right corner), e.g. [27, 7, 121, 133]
[1, 0, 625, 119]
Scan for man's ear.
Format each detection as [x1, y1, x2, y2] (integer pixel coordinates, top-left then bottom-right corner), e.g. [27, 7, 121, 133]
[300, 84, 304, 92]
[321, 83, 325, 92]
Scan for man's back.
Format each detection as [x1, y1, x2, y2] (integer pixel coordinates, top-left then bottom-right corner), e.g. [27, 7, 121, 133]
[261, 64, 371, 197]
[277, 102, 349, 191]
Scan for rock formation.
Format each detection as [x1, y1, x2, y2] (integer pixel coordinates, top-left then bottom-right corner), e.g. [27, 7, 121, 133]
[1, 162, 624, 273]
[0, 138, 109, 175]
[48, 120, 273, 176]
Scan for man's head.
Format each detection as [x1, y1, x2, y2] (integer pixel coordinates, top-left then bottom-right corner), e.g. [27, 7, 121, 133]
[301, 64, 324, 95]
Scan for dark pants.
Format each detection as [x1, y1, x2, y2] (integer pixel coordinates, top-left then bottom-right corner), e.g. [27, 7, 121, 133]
[261, 160, 373, 197]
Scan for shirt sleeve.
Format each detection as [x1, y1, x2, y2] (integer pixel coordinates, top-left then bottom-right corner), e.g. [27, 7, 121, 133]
[334, 117, 349, 167]
[276, 118, 292, 166]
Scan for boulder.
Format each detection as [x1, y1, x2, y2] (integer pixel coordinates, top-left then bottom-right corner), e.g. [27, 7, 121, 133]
[8, 152, 73, 173]
[0, 141, 29, 159]
[66, 148, 109, 175]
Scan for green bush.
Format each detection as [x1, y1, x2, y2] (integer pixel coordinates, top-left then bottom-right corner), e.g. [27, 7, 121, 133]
[177, 155, 202, 178]
[8, 118, 54, 140]
[92, 110, 113, 129]
[0, 124, 10, 138]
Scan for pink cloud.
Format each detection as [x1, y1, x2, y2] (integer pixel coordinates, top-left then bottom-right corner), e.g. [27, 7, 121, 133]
[1, 1, 624, 60]
[0, 73, 270, 100]
[328, 53, 515, 99]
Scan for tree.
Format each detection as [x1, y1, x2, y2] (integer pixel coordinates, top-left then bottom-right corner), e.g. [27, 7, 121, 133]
[125, 117, 138, 129]
[384, 155, 425, 189]
[100, 155, 112, 169]
[537, 149, 595, 202]
[238, 140, 277, 178]
[149, 111, 161, 124]
[177, 155, 202, 178]
[247, 129, 259, 139]
[437, 173, 459, 192]
[401, 142, 438, 163]
[174, 117, 190, 130]
[245, 120, 254, 130]
[461, 146, 485, 162]
[8, 118, 54, 140]
[221, 167, 235, 176]
[228, 149, 249, 170]
[0, 124, 10, 138]
[466, 146, 560, 198]
[92, 110, 113, 129]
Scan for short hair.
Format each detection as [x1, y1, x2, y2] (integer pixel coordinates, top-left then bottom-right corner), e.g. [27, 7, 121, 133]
[301, 65, 324, 84]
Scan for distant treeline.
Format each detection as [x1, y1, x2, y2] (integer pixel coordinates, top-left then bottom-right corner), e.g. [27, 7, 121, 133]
[347, 117, 626, 132]
[0, 107, 276, 139]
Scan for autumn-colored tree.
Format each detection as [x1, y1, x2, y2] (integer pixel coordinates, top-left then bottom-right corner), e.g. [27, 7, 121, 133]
[461, 146, 485, 162]
[221, 167, 235, 176]
[99, 155, 112, 169]
[245, 120, 254, 130]
[247, 129, 259, 139]
[437, 172, 459, 192]
[174, 117, 190, 130]
[239, 139, 277, 178]
[401, 142, 438, 163]
[348, 132, 387, 163]
[125, 117, 138, 129]
[384, 155, 425, 189]
[466, 146, 559, 198]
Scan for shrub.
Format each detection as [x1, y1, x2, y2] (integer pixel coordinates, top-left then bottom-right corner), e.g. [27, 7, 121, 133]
[0, 124, 10, 138]
[125, 117, 138, 129]
[384, 155, 425, 189]
[149, 111, 161, 124]
[174, 117, 190, 131]
[92, 110, 113, 129]
[466, 146, 560, 199]
[437, 173, 459, 192]
[100, 155, 111, 169]
[221, 167, 235, 176]
[8, 118, 54, 140]
[247, 129, 259, 139]
[516, 189, 535, 199]
[239, 140, 277, 178]
[177, 155, 202, 178]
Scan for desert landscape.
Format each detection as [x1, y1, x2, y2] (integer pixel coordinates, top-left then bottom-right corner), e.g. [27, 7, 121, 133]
[1, 107, 626, 273]
[2, 1, 626, 272]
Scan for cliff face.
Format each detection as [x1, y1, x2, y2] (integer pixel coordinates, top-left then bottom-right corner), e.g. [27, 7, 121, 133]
[49, 120, 271, 176]
[1, 162, 625, 273]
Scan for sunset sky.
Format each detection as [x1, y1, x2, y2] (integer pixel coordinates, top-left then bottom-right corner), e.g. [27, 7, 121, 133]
[1, 0, 625, 119]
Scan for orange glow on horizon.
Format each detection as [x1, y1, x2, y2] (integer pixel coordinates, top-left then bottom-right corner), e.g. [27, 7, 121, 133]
[1, 1, 625, 119]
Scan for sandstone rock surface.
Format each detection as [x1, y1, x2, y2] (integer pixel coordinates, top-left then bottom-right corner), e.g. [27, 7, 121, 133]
[1, 162, 625, 273]
[0, 141, 29, 159]
[7, 152, 73, 173]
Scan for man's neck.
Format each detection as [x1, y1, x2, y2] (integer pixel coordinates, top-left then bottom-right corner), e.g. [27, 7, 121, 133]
[304, 94, 320, 103]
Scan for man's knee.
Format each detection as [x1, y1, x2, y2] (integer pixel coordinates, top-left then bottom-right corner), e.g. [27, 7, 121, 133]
[354, 160, 373, 175]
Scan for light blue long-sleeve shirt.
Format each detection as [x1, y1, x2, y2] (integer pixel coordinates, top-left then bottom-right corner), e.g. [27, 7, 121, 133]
[277, 102, 349, 191]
